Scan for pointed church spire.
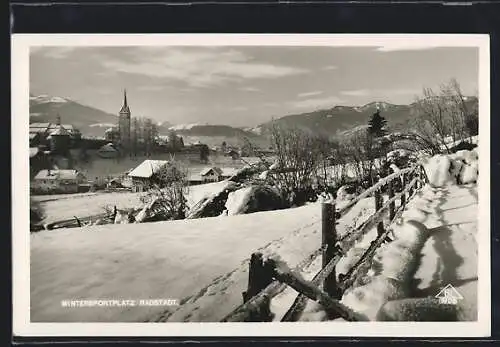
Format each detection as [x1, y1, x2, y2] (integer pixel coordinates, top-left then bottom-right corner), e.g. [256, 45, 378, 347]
[119, 88, 131, 115]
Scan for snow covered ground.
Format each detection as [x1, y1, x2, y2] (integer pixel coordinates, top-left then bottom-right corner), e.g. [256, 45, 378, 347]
[30, 149, 479, 323]
[30, 203, 323, 322]
[30, 192, 379, 322]
[32, 181, 232, 224]
[269, 183, 477, 322]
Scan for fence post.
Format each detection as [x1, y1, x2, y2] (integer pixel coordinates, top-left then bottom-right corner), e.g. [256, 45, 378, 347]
[321, 202, 339, 300]
[401, 173, 406, 207]
[388, 181, 395, 221]
[242, 252, 273, 302]
[374, 189, 385, 236]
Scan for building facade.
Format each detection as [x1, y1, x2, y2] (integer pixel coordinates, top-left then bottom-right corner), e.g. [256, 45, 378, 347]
[32, 169, 86, 194]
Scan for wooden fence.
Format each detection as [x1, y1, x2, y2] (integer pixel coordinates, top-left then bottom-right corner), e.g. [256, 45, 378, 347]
[222, 164, 428, 322]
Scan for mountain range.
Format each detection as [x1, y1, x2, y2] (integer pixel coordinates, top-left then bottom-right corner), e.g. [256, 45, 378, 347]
[29, 93, 478, 147]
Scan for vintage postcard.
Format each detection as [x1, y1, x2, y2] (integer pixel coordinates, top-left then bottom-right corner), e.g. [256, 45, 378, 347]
[12, 34, 490, 337]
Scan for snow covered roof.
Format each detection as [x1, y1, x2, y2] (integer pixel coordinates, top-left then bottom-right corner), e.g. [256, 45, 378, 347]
[49, 125, 70, 136]
[105, 127, 118, 133]
[29, 123, 52, 133]
[200, 167, 223, 176]
[98, 143, 118, 152]
[127, 160, 170, 178]
[30, 122, 51, 128]
[34, 169, 81, 181]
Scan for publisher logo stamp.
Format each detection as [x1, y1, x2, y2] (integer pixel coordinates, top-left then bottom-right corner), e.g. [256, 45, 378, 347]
[435, 284, 463, 305]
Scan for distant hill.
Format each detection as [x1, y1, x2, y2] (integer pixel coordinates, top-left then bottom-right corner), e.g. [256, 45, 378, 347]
[30, 95, 119, 137]
[29, 94, 172, 138]
[165, 123, 269, 149]
[30, 93, 478, 146]
[253, 98, 478, 138]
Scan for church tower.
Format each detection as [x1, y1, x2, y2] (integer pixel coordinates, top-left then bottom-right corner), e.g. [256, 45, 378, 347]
[118, 89, 131, 152]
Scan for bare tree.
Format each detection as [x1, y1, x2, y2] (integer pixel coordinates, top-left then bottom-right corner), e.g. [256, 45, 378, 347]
[139, 160, 189, 221]
[411, 79, 476, 154]
[269, 124, 326, 205]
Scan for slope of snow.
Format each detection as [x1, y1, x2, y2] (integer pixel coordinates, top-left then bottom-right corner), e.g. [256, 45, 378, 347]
[30, 203, 323, 322]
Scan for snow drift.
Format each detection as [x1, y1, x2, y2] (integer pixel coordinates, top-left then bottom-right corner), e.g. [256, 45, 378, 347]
[422, 149, 478, 188]
[225, 185, 284, 216]
[339, 220, 430, 321]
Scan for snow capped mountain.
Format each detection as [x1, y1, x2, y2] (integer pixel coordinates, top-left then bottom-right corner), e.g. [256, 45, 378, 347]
[29, 93, 119, 137]
[89, 123, 116, 128]
[169, 123, 204, 131]
[358, 101, 397, 112]
[30, 94, 70, 104]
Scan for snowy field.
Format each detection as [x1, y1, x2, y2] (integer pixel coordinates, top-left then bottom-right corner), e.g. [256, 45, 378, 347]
[30, 193, 379, 322]
[32, 181, 232, 224]
[30, 203, 322, 322]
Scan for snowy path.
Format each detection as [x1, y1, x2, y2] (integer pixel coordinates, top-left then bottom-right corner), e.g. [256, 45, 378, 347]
[408, 183, 478, 320]
[271, 183, 478, 322]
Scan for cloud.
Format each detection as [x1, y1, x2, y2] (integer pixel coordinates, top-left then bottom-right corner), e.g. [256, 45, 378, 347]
[288, 95, 344, 110]
[322, 65, 338, 71]
[298, 90, 324, 98]
[375, 44, 440, 52]
[239, 86, 260, 92]
[31, 47, 79, 59]
[136, 85, 167, 92]
[341, 88, 422, 98]
[340, 89, 371, 97]
[99, 47, 308, 87]
[230, 106, 249, 112]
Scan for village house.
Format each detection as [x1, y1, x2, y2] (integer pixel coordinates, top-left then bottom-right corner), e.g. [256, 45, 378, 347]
[199, 167, 223, 183]
[29, 119, 81, 148]
[127, 159, 181, 192]
[32, 169, 86, 194]
[97, 143, 120, 159]
[185, 166, 239, 186]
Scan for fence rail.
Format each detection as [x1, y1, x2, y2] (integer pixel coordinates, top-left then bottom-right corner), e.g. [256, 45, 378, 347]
[222, 164, 428, 322]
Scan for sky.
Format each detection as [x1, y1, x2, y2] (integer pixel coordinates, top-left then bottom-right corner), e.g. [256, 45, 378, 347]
[30, 45, 478, 127]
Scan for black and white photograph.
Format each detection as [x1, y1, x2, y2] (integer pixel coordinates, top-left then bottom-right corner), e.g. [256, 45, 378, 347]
[12, 34, 490, 337]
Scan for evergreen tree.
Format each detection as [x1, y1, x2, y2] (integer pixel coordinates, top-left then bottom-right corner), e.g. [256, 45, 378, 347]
[368, 108, 388, 138]
[200, 144, 210, 163]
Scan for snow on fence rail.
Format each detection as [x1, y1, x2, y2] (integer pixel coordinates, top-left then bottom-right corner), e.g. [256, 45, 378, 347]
[222, 165, 427, 322]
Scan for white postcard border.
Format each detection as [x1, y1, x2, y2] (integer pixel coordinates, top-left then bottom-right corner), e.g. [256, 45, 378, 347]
[12, 33, 491, 337]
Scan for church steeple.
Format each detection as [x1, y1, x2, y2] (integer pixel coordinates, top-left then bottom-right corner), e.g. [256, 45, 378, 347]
[119, 89, 130, 115]
[56, 113, 61, 126]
